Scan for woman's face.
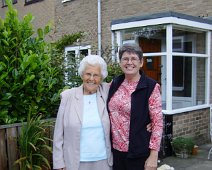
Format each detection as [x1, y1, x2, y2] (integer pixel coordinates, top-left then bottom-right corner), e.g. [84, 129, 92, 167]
[119, 52, 143, 79]
[82, 64, 102, 95]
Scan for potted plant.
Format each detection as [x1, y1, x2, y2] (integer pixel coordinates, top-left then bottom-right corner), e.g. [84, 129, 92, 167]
[171, 136, 195, 158]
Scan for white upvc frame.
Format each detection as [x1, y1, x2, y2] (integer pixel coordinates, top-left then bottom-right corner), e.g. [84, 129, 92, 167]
[206, 31, 211, 105]
[65, 45, 91, 58]
[166, 24, 173, 111]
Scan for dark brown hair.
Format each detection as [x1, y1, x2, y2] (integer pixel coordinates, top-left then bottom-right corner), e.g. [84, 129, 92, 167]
[118, 43, 143, 60]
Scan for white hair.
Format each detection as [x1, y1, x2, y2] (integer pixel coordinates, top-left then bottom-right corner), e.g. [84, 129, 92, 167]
[78, 55, 108, 79]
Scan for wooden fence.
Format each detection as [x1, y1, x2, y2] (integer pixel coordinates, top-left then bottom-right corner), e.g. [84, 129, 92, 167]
[0, 119, 55, 170]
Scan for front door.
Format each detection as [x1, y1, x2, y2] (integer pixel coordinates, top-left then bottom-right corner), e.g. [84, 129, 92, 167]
[138, 38, 161, 84]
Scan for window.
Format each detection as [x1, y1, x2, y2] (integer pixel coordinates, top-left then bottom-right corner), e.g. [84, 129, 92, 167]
[2, 0, 17, 7]
[64, 45, 91, 86]
[25, 0, 43, 6]
[172, 27, 207, 109]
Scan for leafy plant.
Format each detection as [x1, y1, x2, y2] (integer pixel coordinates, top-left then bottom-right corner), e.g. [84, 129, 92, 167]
[171, 136, 195, 156]
[0, 0, 63, 124]
[105, 62, 122, 82]
[15, 113, 53, 170]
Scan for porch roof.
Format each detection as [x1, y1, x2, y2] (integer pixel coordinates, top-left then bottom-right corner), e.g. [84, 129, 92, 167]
[111, 11, 212, 30]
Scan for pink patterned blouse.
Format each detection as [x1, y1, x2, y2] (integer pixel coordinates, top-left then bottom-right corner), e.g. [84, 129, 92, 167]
[108, 79, 163, 152]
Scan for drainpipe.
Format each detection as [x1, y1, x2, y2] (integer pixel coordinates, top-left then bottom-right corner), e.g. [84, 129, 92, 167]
[98, 0, 101, 56]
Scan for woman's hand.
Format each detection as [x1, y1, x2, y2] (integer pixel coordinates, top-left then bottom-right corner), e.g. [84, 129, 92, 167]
[144, 150, 158, 170]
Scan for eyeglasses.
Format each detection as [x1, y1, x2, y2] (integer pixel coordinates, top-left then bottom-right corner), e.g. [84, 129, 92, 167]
[121, 57, 140, 63]
[84, 73, 101, 79]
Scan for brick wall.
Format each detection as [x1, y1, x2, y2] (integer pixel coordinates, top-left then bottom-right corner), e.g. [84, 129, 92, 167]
[172, 108, 211, 145]
[54, 0, 212, 52]
[55, 0, 99, 51]
[0, 0, 56, 41]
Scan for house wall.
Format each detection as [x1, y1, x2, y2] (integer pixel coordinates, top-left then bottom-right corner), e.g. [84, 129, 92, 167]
[55, 0, 99, 52]
[172, 108, 210, 145]
[0, 0, 56, 41]
[55, 0, 212, 49]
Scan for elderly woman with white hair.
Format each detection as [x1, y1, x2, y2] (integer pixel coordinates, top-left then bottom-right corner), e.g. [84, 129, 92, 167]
[53, 55, 112, 170]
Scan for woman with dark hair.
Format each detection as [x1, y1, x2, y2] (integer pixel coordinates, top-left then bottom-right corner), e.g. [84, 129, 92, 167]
[107, 43, 163, 170]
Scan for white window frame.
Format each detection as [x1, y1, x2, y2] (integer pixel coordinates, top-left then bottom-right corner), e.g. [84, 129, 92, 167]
[65, 45, 91, 58]
[64, 45, 91, 84]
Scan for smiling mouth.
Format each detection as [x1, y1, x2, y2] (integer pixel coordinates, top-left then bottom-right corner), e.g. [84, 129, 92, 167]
[87, 82, 95, 85]
[125, 66, 135, 69]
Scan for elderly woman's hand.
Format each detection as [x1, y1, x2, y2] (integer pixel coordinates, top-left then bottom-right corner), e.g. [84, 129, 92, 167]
[146, 123, 152, 132]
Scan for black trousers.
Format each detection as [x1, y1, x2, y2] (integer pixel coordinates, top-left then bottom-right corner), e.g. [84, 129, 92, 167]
[112, 149, 148, 170]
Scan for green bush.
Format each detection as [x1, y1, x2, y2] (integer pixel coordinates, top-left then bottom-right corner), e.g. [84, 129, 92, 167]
[0, 0, 63, 124]
[0, 1, 122, 125]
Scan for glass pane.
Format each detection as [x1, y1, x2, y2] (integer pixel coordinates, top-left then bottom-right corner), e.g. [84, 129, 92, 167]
[79, 49, 88, 57]
[172, 56, 206, 109]
[173, 26, 206, 54]
[66, 51, 76, 65]
[173, 56, 192, 97]
[121, 25, 167, 52]
[65, 51, 78, 86]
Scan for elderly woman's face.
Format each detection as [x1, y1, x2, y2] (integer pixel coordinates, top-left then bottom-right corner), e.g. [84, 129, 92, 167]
[82, 64, 102, 95]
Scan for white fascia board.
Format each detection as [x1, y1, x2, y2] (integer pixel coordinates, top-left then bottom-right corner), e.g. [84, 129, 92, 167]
[111, 17, 212, 31]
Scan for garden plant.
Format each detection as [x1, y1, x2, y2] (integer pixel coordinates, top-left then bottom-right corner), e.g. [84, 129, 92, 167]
[0, 0, 65, 125]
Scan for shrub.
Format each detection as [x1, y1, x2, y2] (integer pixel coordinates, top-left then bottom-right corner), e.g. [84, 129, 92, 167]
[0, 0, 62, 124]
